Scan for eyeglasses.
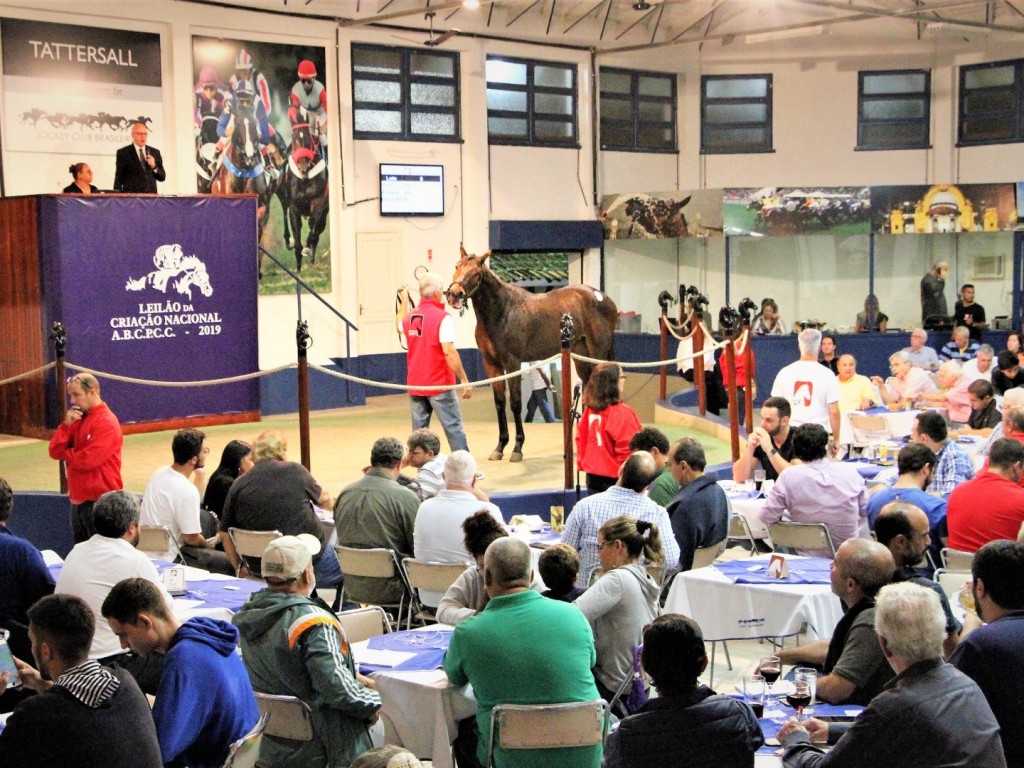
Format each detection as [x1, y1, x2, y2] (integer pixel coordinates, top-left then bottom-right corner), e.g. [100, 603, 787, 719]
[300, 78, 314, 84]
[597, 540, 616, 550]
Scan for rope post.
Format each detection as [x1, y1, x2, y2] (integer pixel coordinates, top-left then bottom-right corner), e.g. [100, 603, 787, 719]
[693, 316, 707, 416]
[744, 333, 755, 434]
[50, 322, 68, 494]
[659, 310, 668, 402]
[724, 338, 740, 461]
[560, 313, 574, 491]
[296, 320, 312, 471]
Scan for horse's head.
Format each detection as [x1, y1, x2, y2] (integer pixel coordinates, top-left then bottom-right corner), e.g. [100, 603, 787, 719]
[290, 123, 318, 173]
[446, 245, 492, 310]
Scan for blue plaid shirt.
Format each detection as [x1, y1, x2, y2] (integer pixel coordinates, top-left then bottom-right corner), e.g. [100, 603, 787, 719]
[939, 341, 980, 363]
[930, 440, 975, 496]
[561, 485, 680, 588]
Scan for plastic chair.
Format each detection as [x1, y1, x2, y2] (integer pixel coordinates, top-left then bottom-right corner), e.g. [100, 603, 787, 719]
[933, 568, 971, 604]
[221, 712, 268, 768]
[228, 528, 283, 578]
[254, 692, 314, 741]
[487, 700, 609, 768]
[768, 522, 837, 557]
[338, 605, 392, 642]
[941, 547, 974, 571]
[848, 413, 892, 445]
[334, 545, 411, 619]
[137, 525, 184, 564]
[402, 558, 470, 629]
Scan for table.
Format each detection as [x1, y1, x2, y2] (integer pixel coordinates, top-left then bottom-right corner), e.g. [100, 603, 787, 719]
[718, 482, 771, 539]
[840, 407, 920, 446]
[663, 555, 843, 642]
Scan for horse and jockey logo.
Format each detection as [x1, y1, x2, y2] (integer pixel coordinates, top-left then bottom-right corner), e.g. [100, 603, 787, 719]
[125, 244, 213, 300]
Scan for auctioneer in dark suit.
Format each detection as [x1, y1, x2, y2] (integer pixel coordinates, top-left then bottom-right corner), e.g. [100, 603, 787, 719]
[113, 143, 166, 193]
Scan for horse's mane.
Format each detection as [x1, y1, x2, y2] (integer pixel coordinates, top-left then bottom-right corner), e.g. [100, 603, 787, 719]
[180, 254, 204, 270]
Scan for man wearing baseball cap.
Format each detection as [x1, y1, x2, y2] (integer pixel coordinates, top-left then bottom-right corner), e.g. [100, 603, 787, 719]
[233, 534, 381, 768]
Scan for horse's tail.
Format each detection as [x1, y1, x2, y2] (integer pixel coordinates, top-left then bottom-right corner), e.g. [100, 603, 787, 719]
[396, 285, 415, 350]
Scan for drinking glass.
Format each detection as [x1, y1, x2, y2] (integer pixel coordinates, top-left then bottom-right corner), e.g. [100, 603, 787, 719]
[759, 655, 782, 703]
[794, 668, 818, 718]
[753, 469, 767, 492]
[742, 674, 766, 719]
[786, 678, 813, 720]
[549, 505, 564, 533]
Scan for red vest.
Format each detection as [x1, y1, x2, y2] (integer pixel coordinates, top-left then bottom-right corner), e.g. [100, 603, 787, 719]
[403, 297, 455, 397]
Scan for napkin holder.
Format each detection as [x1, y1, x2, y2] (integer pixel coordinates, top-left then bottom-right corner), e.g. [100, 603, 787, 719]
[766, 554, 790, 579]
[163, 565, 187, 596]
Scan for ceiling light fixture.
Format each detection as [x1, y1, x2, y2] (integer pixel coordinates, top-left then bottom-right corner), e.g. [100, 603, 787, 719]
[463, 0, 481, 7]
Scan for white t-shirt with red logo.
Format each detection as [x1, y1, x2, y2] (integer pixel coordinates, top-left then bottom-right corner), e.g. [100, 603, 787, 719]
[771, 360, 840, 430]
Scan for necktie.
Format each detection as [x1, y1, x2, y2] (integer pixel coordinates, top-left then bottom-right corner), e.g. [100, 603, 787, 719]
[138, 147, 147, 168]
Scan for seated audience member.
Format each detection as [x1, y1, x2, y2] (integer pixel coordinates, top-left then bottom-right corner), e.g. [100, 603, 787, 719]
[403, 428, 447, 500]
[139, 428, 232, 574]
[952, 379, 1001, 437]
[665, 438, 729, 571]
[562, 451, 679, 588]
[992, 350, 1024, 395]
[962, 344, 995, 383]
[628, 427, 677, 506]
[575, 516, 662, 705]
[218, 429, 341, 590]
[778, 582, 1004, 768]
[819, 331, 839, 374]
[233, 535, 381, 768]
[947, 438, 1024, 552]
[903, 327, 939, 370]
[602, 614, 764, 768]
[334, 437, 419, 606]
[1007, 332, 1024, 367]
[953, 282, 987, 341]
[866, 444, 945, 532]
[733, 396, 795, 483]
[980, 395, 1024, 458]
[63, 162, 99, 194]
[950, 541, 1024, 768]
[414, 451, 504, 607]
[445, 537, 601, 768]
[874, 503, 962, 656]
[437, 510, 542, 626]
[769, 539, 895, 705]
[909, 411, 974, 496]
[202, 440, 252, 517]
[871, 351, 937, 410]
[101, 578, 258, 768]
[835, 354, 877, 413]
[54, 490, 172, 692]
[753, 298, 787, 335]
[854, 295, 888, 333]
[539, 544, 585, 602]
[914, 361, 972, 426]
[939, 326, 981, 363]
[0, 594, 163, 767]
[577, 362, 643, 494]
[760, 424, 867, 557]
[0, 477, 55, 662]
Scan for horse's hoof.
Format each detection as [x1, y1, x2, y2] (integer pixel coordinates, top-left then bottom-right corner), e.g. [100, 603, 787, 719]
[286, 237, 295, 249]
[510, 452, 524, 463]
[302, 246, 312, 259]
[489, 450, 503, 461]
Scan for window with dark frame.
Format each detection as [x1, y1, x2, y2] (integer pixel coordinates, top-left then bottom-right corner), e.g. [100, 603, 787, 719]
[486, 56, 578, 147]
[857, 70, 931, 150]
[351, 43, 460, 142]
[958, 58, 1024, 146]
[599, 67, 677, 153]
[701, 74, 772, 154]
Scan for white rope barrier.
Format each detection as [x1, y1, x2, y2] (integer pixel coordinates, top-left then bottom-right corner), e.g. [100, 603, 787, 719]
[0, 362, 56, 387]
[308, 355, 561, 391]
[64, 362, 294, 387]
[571, 320, 729, 369]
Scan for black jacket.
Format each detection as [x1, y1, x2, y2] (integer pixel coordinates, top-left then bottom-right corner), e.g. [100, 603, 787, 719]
[113, 143, 165, 193]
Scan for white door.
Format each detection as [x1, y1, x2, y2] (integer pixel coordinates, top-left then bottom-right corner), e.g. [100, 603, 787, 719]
[356, 231, 405, 354]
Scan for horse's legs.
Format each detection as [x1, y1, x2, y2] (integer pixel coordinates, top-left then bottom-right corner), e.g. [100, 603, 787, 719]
[509, 376, 525, 462]
[278, 179, 293, 250]
[290, 204, 304, 272]
[305, 197, 329, 266]
[489, 380, 509, 461]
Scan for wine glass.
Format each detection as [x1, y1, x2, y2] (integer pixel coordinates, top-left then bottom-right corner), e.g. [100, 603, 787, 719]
[759, 655, 781, 703]
[786, 678, 813, 720]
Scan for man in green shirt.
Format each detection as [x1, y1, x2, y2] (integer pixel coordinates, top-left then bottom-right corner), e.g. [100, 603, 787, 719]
[629, 427, 678, 506]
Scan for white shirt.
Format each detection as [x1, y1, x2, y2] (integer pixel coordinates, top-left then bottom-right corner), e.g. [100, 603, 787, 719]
[961, 358, 992, 383]
[139, 465, 202, 545]
[676, 336, 716, 375]
[416, 453, 447, 499]
[55, 535, 172, 659]
[438, 314, 456, 344]
[771, 359, 840, 429]
[413, 489, 504, 605]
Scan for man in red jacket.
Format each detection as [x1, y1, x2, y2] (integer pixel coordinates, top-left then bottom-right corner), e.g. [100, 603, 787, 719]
[48, 374, 123, 543]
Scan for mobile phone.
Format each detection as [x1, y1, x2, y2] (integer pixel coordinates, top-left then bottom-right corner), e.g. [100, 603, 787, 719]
[0, 642, 21, 688]
[816, 715, 857, 723]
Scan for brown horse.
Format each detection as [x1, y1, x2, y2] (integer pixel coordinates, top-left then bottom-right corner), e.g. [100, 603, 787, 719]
[447, 246, 618, 462]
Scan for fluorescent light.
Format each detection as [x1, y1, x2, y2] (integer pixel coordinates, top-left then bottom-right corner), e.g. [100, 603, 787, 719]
[464, 0, 481, 7]
[744, 25, 830, 44]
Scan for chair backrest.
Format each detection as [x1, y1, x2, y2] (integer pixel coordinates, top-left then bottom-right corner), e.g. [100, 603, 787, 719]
[403, 558, 469, 594]
[768, 522, 837, 557]
[137, 525, 183, 563]
[221, 712, 268, 768]
[254, 693, 314, 742]
[933, 568, 971, 604]
[941, 547, 974, 571]
[229, 528, 283, 558]
[337, 605, 391, 643]
[335, 545, 400, 579]
[691, 539, 727, 570]
[488, 700, 609, 766]
[727, 514, 758, 552]
[848, 413, 892, 445]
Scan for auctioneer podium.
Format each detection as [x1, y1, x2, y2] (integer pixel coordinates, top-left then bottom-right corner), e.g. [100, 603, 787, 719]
[0, 194, 260, 438]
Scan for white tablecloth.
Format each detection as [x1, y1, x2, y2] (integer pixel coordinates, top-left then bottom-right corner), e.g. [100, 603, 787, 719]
[663, 555, 843, 642]
[840, 408, 919, 445]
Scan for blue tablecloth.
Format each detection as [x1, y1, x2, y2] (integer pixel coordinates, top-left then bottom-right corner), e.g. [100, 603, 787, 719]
[529, 530, 562, 547]
[736, 699, 863, 754]
[712, 557, 833, 585]
[359, 629, 454, 674]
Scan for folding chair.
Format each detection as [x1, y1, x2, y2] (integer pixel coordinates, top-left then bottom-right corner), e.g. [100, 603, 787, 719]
[768, 522, 837, 557]
[727, 514, 760, 554]
[941, 547, 974, 571]
[487, 700, 609, 768]
[137, 525, 184, 564]
[933, 568, 972, 604]
[254, 693, 314, 742]
[221, 712, 268, 768]
[228, 528, 282, 579]
[334, 545, 411, 621]
[848, 413, 892, 446]
[691, 539, 727, 570]
[402, 558, 470, 629]
[337, 605, 392, 643]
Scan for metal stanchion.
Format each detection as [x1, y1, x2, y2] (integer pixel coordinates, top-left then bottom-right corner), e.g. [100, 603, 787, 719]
[560, 313, 574, 492]
[296, 320, 312, 471]
[50, 321, 68, 494]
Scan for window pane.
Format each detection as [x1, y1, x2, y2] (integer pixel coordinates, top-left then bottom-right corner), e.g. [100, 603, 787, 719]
[964, 65, 1015, 89]
[638, 75, 672, 98]
[535, 92, 573, 115]
[862, 122, 928, 147]
[863, 73, 926, 95]
[354, 108, 402, 133]
[601, 122, 633, 146]
[706, 77, 767, 99]
[638, 124, 674, 148]
[639, 100, 672, 122]
[961, 117, 1014, 142]
[535, 65, 573, 88]
[535, 119, 574, 139]
[706, 127, 767, 148]
[600, 98, 632, 121]
[411, 83, 454, 107]
[601, 71, 631, 94]
[410, 53, 454, 78]
[964, 90, 1015, 113]
[487, 89, 527, 112]
[488, 116, 528, 136]
[353, 48, 401, 75]
[487, 59, 527, 85]
[706, 103, 767, 123]
[354, 79, 401, 104]
[411, 112, 456, 135]
[862, 98, 925, 120]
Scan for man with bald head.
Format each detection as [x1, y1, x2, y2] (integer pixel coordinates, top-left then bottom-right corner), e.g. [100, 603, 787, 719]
[445, 537, 601, 768]
[48, 373, 123, 543]
[770, 539, 896, 705]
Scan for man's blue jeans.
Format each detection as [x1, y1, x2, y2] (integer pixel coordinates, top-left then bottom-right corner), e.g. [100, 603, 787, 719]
[410, 390, 469, 452]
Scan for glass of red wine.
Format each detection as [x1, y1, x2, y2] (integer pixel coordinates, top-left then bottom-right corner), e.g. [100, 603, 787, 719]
[759, 655, 782, 703]
[786, 679, 813, 720]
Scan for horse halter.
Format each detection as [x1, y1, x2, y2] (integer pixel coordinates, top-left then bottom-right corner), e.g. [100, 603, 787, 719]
[445, 277, 478, 316]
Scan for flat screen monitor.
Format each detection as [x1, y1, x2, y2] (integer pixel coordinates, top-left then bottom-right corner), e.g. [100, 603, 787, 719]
[379, 163, 444, 217]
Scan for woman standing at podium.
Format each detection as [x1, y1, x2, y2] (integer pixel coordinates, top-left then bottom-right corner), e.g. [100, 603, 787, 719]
[63, 163, 99, 194]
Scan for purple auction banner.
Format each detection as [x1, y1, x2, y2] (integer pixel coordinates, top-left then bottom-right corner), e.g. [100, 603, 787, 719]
[38, 195, 259, 427]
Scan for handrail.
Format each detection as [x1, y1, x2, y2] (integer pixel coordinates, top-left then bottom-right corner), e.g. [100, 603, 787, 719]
[258, 245, 358, 332]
